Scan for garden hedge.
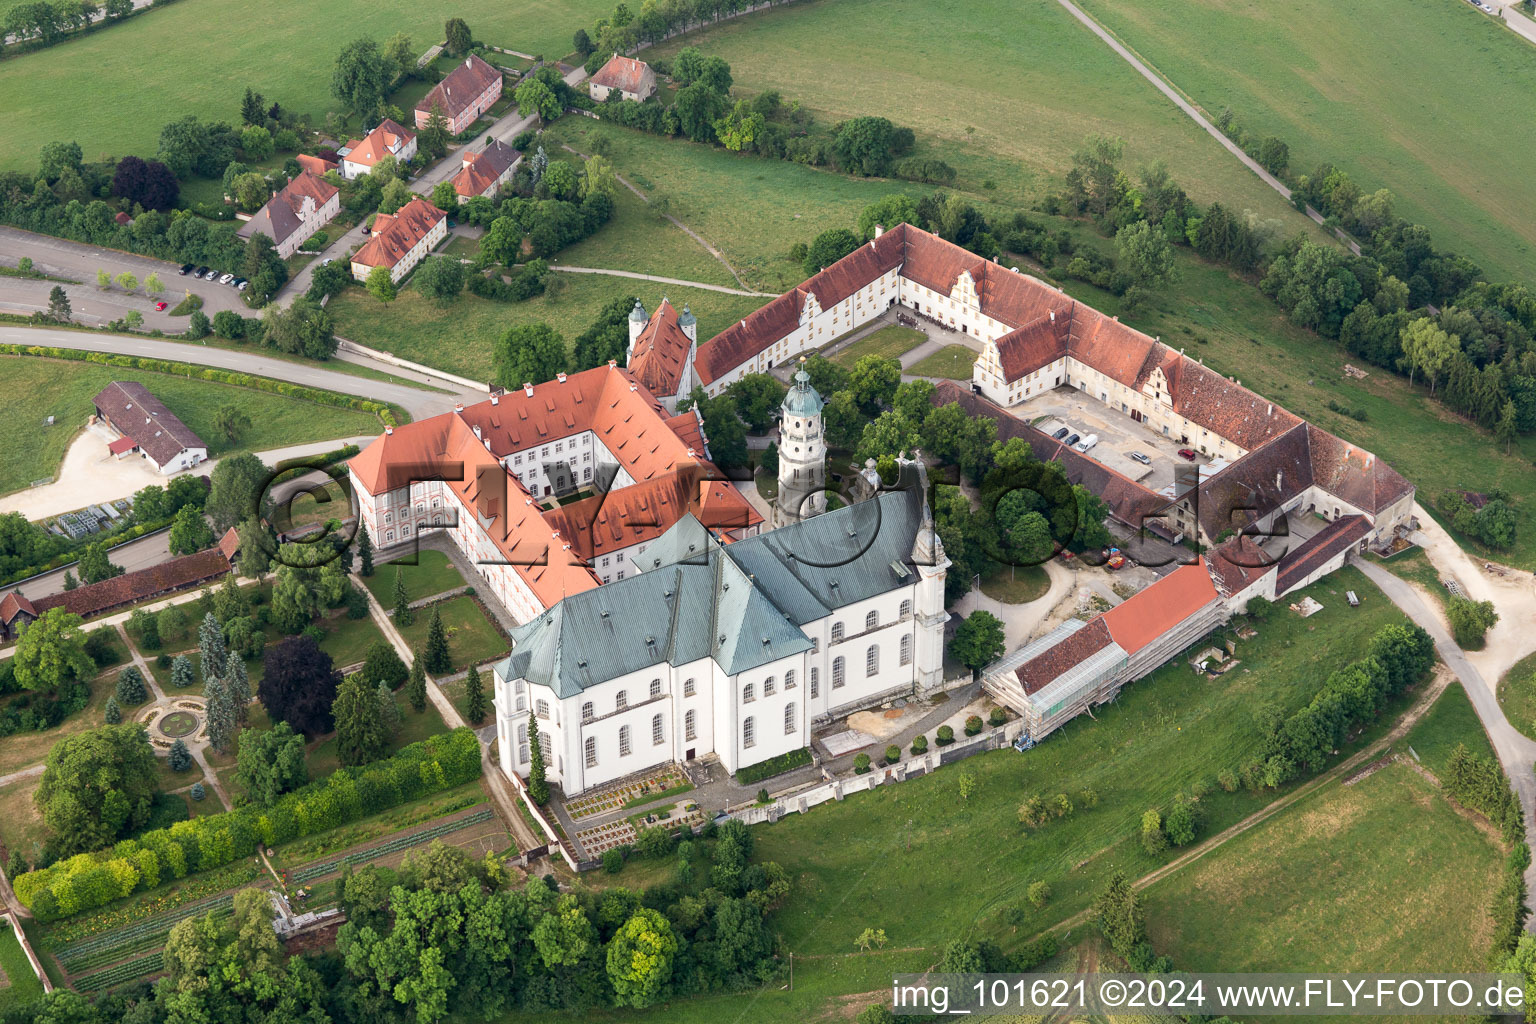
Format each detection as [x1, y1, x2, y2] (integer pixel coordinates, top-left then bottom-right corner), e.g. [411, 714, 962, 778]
[732, 746, 811, 785]
[13, 728, 481, 920]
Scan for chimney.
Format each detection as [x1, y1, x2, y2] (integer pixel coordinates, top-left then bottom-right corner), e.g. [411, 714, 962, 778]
[1267, 404, 1273, 415]
[384, 426, 393, 435]
[483, 437, 493, 452]
[556, 372, 567, 383]
[490, 393, 499, 405]
[454, 402, 464, 412]
[608, 359, 617, 368]
[1049, 311, 1055, 322]
[523, 382, 534, 397]
[873, 223, 884, 238]
[629, 382, 638, 392]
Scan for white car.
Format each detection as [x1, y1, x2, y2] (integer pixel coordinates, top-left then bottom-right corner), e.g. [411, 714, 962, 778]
[1128, 451, 1151, 465]
[321, 258, 334, 266]
[218, 273, 235, 285]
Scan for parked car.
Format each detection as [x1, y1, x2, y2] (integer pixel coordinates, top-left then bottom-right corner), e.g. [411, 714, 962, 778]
[1051, 426, 1070, 440]
[177, 263, 194, 276]
[1128, 451, 1151, 465]
[1073, 433, 1099, 453]
[321, 258, 334, 266]
[203, 268, 219, 280]
[1177, 448, 1197, 461]
[153, 301, 167, 311]
[236, 280, 249, 292]
[218, 273, 235, 285]
[193, 266, 210, 278]
[1064, 433, 1080, 447]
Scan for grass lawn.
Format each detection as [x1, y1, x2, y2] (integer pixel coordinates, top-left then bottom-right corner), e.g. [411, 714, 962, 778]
[0, 920, 46, 1011]
[549, 172, 740, 289]
[743, 565, 1405, 958]
[1404, 679, 1497, 775]
[1497, 650, 1536, 743]
[977, 561, 1050, 604]
[641, 0, 1306, 244]
[439, 234, 481, 261]
[0, 671, 114, 777]
[0, 0, 613, 175]
[152, 753, 205, 794]
[907, 344, 976, 380]
[395, 595, 508, 672]
[827, 325, 927, 369]
[362, 550, 467, 607]
[315, 611, 387, 672]
[0, 775, 47, 869]
[327, 273, 762, 382]
[0, 356, 384, 495]
[1144, 763, 1504, 977]
[1070, 0, 1536, 282]
[436, 673, 491, 727]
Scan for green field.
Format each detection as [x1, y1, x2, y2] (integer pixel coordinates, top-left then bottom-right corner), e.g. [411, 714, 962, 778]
[1144, 762, 1504, 979]
[0, 0, 612, 175]
[0, 920, 46, 1011]
[828, 325, 927, 368]
[328, 272, 763, 382]
[907, 344, 976, 380]
[641, 0, 1307, 237]
[363, 549, 468, 606]
[1405, 679, 1497, 771]
[1497, 650, 1536, 742]
[1070, 0, 1536, 282]
[0, 357, 384, 495]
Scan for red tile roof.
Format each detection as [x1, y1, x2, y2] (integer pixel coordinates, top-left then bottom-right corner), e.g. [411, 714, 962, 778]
[107, 435, 138, 455]
[994, 310, 1071, 381]
[802, 231, 905, 309]
[1099, 560, 1220, 655]
[296, 153, 338, 176]
[452, 139, 519, 198]
[543, 464, 759, 560]
[218, 526, 241, 562]
[590, 54, 654, 95]
[0, 590, 36, 624]
[352, 198, 445, 271]
[32, 548, 231, 621]
[417, 55, 502, 120]
[1014, 617, 1114, 695]
[628, 299, 694, 397]
[1206, 536, 1277, 598]
[341, 119, 415, 170]
[695, 290, 804, 385]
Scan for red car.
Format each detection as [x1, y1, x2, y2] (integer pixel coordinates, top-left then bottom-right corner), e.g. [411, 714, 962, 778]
[153, 301, 168, 311]
[1177, 448, 1197, 460]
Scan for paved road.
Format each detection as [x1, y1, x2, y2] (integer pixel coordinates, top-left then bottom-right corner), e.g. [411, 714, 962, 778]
[0, 226, 249, 328]
[1052, 0, 1361, 256]
[0, 325, 463, 419]
[548, 264, 776, 297]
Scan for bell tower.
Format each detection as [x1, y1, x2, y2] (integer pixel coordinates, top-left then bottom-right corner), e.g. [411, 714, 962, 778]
[774, 358, 826, 527]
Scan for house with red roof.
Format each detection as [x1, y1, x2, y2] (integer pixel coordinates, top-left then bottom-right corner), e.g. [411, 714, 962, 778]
[338, 119, 417, 180]
[350, 198, 447, 283]
[449, 139, 520, 202]
[415, 55, 502, 135]
[236, 171, 340, 259]
[93, 381, 207, 475]
[588, 54, 656, 102]
[625, 298, 698, 410]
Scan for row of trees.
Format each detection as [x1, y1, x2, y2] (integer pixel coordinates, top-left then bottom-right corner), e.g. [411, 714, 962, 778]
[2, 0, 134, 51]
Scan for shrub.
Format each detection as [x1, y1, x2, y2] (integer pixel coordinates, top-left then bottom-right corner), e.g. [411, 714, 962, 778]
[853, 753, 871, 774]
[733, 746, 812, 785]
[603, 849, 624, 874]
[190, 782, 206, 802]
[988, 707, 1007, 728]
[910, 735, 928, 755]
[964, 715, 983, 736]
[1217, 768, 1239, 792]
[884, 744, 901, 764]
[936, 725, 954, 746]
[1027, 879, 1051, 908]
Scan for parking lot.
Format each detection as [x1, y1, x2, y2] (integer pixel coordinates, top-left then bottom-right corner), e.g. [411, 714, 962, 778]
[1017, 388, 1217, 496]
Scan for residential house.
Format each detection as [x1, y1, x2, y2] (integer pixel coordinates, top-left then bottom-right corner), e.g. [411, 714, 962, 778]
[450, 139, 520, 201]
[415, 55, 503, 135]
[349, 197, 448, 283]
[296, 153, 339, 177]
[588, 54, 656, 102]
[235, 171, 340, 259]
[338, 119, 418, 180]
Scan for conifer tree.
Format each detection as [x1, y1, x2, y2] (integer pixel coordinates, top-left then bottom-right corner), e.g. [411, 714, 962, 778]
[377, 680, 402, 735]
[527, 710, 548, 804]
[392, 569, 413, 626]
[104, 695, 122, 724]
[168, 738, 192, 772]
[406, 654, 427, 713]
[63, 571, 78, 591]
[205, 675, 236, 755]
[424, 605, 450, 673]
[199, 612, 228, 685]
[334, 671, 388, 766]
[170, 653, 196, 689]
[357, 525, 374, 576]
[225, 653, 251, 725]
[115, 665, 147, 705]
[464, 662, 486, 724]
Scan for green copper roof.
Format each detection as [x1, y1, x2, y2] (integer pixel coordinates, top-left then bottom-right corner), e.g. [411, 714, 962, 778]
[782, 368, 823, 417]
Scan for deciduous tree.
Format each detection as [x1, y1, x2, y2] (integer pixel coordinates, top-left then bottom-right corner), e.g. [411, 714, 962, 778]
[36, 724, 159, 855]
[260, 635, 341, 735]
[169, 504, 214, 555]
[235, 719, 308, 804]
[493, 322, 566, 390]
[13, 607, 95, 691]
[949, 611, 1004, 672]
[332, 37, 390, 121]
